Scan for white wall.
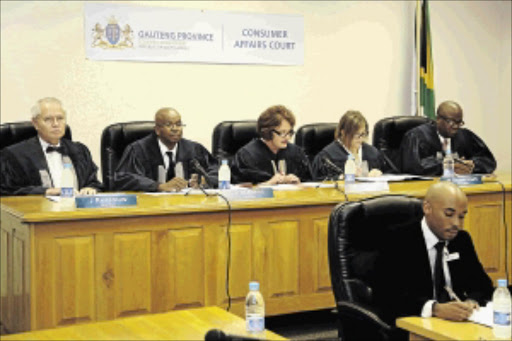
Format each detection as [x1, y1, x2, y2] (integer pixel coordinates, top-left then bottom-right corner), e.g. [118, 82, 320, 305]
[1, 1, 510, 178]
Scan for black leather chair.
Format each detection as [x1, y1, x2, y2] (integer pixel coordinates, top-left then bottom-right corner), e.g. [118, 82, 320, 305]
[294, 123, 337, 162]
[211, 120, 258, 164]
[372, 116, 432, 173]
[328, 195, 423, 341]
[100, 121, 155, 191]
[0, 121, 72, 150]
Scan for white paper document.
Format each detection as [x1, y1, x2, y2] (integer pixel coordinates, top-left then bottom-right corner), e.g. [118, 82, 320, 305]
[468, 302, 493, 327]
[356, 174, 433, 182]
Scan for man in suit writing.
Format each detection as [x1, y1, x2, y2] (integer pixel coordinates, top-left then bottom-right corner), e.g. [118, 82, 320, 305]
[375, 182, 493, 330]
[1, 97, 102, 196]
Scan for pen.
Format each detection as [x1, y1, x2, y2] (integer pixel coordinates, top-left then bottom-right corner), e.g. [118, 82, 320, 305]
[445, 286, 461, 302]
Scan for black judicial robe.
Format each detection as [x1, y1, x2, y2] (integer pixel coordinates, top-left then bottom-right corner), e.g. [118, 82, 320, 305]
[400, 122, 496, 176]
[311, 141, 390, 181]
[230, 138, 312, 184]
[373, 221, 493, 327]
[0, 137, 103, 196]
[114, 133, 218, 191]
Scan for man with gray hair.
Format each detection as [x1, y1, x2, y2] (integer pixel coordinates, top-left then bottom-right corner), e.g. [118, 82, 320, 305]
[0, 97, 102, 196]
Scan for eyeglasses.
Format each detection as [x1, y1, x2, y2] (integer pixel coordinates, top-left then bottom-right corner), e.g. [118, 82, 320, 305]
[158, 122, 186, 129]
[40, 115, 65, 124]
[438, 115, 464, 127]
[354, 132, 368, 139]
[272, 129, 295, 138]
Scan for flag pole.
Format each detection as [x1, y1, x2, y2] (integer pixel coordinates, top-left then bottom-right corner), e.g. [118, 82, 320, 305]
[416, 0, 421, 116]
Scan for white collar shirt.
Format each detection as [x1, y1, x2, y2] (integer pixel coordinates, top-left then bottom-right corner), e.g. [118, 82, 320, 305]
[420, 217, 453, 317]
[158, 138, 178, 170]
[39, 137, 64, 188]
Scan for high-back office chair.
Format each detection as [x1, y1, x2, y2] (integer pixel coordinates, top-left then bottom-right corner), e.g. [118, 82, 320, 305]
[328, 195, 423, 341]
[372, 116, 431, 173]
[211, 120, 258, 164]
[100, 121, 155, 191]
[294, 123, 337, 162]
[0, 121, 72, 150]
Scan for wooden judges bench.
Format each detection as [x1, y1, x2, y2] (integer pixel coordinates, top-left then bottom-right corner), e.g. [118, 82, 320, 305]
[1, 174, 511, 333]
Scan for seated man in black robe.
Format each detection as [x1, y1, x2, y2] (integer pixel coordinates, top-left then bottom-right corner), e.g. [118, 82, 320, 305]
[1, 97, 102, 196]
[114, 107, 218, 192]
[400, 100, 496, 176]
[231, 105, 312, 185]
[374, 182, 493, 339]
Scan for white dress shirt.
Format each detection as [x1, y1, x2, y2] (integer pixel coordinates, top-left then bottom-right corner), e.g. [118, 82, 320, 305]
[157, 138, 178, 171]
[420, 217, 453, 317]
[39, 137, 64, 188]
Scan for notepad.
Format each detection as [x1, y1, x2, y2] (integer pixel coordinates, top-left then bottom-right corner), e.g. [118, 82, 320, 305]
[469, 302, 493, 327]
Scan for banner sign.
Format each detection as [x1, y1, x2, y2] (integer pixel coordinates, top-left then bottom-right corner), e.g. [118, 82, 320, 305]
[84, 3, 304, 65]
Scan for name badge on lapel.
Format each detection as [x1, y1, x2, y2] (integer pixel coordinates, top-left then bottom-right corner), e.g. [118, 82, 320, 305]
[447, 252, 460, 262]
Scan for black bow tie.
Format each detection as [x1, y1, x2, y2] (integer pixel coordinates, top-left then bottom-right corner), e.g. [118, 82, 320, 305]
[46, 145, 66, 154]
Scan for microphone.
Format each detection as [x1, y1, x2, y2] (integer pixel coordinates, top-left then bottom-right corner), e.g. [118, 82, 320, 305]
[190, 158, 214, 188]
[322, 155, 343, 176]
[204, 329, 264, 341]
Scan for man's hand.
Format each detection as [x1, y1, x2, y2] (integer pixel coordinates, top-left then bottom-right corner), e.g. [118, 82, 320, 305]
[45, 187, 61, 196]
[433, 301, 475, 321]
[158, 177, 188, 192]
[265, 173, 285, 185]
[283, 174, 300, 184]
[79, 187, 97, 195]
[454, 158, 474, 174]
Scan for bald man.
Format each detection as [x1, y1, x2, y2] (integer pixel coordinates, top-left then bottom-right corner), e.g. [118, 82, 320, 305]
[374, 182, 493, 332]
[400, 101, 496, 176]
[114, 108, 218, 192]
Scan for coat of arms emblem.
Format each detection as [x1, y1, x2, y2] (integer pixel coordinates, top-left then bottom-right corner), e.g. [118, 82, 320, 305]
[92, 16, 133, 49]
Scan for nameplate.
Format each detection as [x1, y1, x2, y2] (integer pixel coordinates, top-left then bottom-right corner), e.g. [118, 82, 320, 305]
[75, 194, 137, 208]
[440, 175, 483, 186]
[344, 181, 390, 194]
[218, 187, 274, 201]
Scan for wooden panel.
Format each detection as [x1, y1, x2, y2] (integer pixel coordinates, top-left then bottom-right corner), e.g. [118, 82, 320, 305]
[12, 228, 30, 332]
[213, 223, 252, 305]
[505, 192, 511, 284]
[168, 228, 204, 309]
[466, 196, 506, 281]
[267, 220, 299, 298]
[54, 236, 95, 326]
[113, 232, 151, 317]
[0, 221, 11, 332]
[314, 217, 331, 293]
[1, 307, 286, 341]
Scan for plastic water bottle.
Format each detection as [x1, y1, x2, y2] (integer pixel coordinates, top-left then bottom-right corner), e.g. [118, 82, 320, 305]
[344, 155, 356, 183]
[218, 159, 231, 189]
[443, 147, 455, 178]
[61, 162, 75, 206]
[245, 281, 265, 334]
[493, 279, 512, 339]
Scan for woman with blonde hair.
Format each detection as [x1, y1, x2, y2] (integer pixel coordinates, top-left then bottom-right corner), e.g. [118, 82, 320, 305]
[312, 110, 390, 180]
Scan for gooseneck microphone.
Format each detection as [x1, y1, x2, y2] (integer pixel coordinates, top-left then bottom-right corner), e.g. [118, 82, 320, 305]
[190, 158, 214, 188]
[322, 155, 343, 176]
[204, 329, 264, 341]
